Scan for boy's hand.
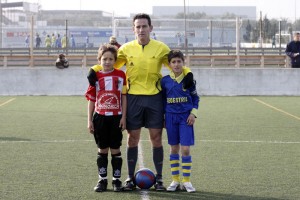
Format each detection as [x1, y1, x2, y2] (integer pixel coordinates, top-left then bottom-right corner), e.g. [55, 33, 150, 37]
[87, 120, 94, 134]
[119, 117, 126, 131]
[187, 114, 196, 126]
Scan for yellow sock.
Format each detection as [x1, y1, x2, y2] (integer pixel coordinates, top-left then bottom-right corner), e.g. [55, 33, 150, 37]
[170, 154, 180, 182]
[182, 156, 192, 183]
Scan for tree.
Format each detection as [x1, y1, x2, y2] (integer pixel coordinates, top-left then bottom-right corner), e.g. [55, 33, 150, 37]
[221, 12, 236, 19]
[269, 19, 278, 38]
[175, 12, 206, 19]
[263, 15, 271, 40]
[293, 19, 300, 31]
[243, 20, 252, 42]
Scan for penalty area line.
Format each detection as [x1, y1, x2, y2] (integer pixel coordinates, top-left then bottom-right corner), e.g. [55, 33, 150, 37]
[253, 98, 300, 121]
[0, 98, 16, 107]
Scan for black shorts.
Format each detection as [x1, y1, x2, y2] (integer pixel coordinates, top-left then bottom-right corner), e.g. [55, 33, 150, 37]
[126, 93, 164, 130]
[93, 113, 123, 149]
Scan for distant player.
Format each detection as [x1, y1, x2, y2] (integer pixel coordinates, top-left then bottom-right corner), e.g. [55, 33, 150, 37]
[25, 35, 29, 47]
[85, 44, 127, 192]
[161, 50, 199, 193]
[51, 33, 56, 48]
[285, 32, 300, 68]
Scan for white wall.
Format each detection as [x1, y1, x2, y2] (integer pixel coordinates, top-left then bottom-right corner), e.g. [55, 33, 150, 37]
[191, 68, 300, 96]
[0, 67, 299, 96]
[0, 67, 89, 96]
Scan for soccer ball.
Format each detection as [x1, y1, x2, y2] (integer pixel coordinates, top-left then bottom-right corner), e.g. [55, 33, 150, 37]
[134, 168, 156, 189]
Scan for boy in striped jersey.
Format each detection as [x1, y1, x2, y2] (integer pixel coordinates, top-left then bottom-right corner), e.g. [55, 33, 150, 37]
[161, 50, 199, 193]
[85, 44, 127, 192]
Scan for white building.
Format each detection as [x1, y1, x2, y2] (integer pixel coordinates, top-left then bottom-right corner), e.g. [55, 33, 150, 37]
[153, 6, 256, 19]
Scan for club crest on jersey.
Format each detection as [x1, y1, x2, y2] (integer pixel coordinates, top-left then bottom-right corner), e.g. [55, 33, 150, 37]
[98, 93, 119, 110]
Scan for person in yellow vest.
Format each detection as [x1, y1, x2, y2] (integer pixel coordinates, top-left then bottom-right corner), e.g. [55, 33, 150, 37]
[61, 34, 68, 48]
[51, 33, 56, 48]
[45, 35, 51, 48]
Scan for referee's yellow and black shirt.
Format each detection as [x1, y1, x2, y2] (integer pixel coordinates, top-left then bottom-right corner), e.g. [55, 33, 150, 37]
[92, 39, 190, 95]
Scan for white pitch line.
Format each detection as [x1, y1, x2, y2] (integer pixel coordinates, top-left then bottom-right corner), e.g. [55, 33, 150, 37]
[0, 139, 93, 144]
[253, 98, 300, 121]
[0, 139, 299, 144]
[0, 98, 16, 107]
[142, 139, 300, 144]
[198, 139, 300, 144]
[137, 141, 150, 200]
[138, 141, 146, 168]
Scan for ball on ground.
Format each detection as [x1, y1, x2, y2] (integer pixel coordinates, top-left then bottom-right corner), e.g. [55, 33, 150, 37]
[134, 168, 156, 189]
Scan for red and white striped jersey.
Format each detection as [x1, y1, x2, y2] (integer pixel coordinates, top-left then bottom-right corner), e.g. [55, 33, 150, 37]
[85, 69, 126, 116]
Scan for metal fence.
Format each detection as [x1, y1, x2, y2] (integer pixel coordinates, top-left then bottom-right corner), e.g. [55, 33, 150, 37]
[0, 46, 287, 56]
[1, 17, 292, 49]
[0, 47, 290, 68]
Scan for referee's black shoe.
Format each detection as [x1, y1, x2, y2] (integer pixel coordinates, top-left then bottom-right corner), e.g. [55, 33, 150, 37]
[154, 179, 166, 191]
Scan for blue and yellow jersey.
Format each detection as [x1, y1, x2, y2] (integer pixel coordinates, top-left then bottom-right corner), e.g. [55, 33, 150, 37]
[161, 72, 199, 116]
[92, 39, 191, 95]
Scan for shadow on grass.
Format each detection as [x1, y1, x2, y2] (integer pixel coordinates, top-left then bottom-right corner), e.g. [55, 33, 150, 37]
[136, 190, 285, 200]
[0, 137, 31, 142]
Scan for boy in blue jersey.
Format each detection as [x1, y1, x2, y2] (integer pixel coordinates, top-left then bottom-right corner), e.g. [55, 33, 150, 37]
[161, 50, 199, 193]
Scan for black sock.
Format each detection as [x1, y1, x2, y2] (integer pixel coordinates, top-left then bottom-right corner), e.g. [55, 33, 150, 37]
[97, 153, 108, 179]
[111, 152, 122, 179]
[153, 146, 164, 180]
[127, 146, 138, 178]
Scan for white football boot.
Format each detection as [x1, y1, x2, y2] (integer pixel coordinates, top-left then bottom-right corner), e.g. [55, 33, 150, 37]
[182, 182, 196, 193]
[167, 181, 180, 192]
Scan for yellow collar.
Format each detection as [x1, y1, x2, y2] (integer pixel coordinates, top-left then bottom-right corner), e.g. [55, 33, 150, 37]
[170, 71, 184, 83]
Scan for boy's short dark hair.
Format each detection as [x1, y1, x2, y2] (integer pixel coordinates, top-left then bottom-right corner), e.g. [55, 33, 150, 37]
[56, 54, 69, 69]
[168, 50, 185, 63]
[97, 44, 118, 61]
[133, 13, 152, 26]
